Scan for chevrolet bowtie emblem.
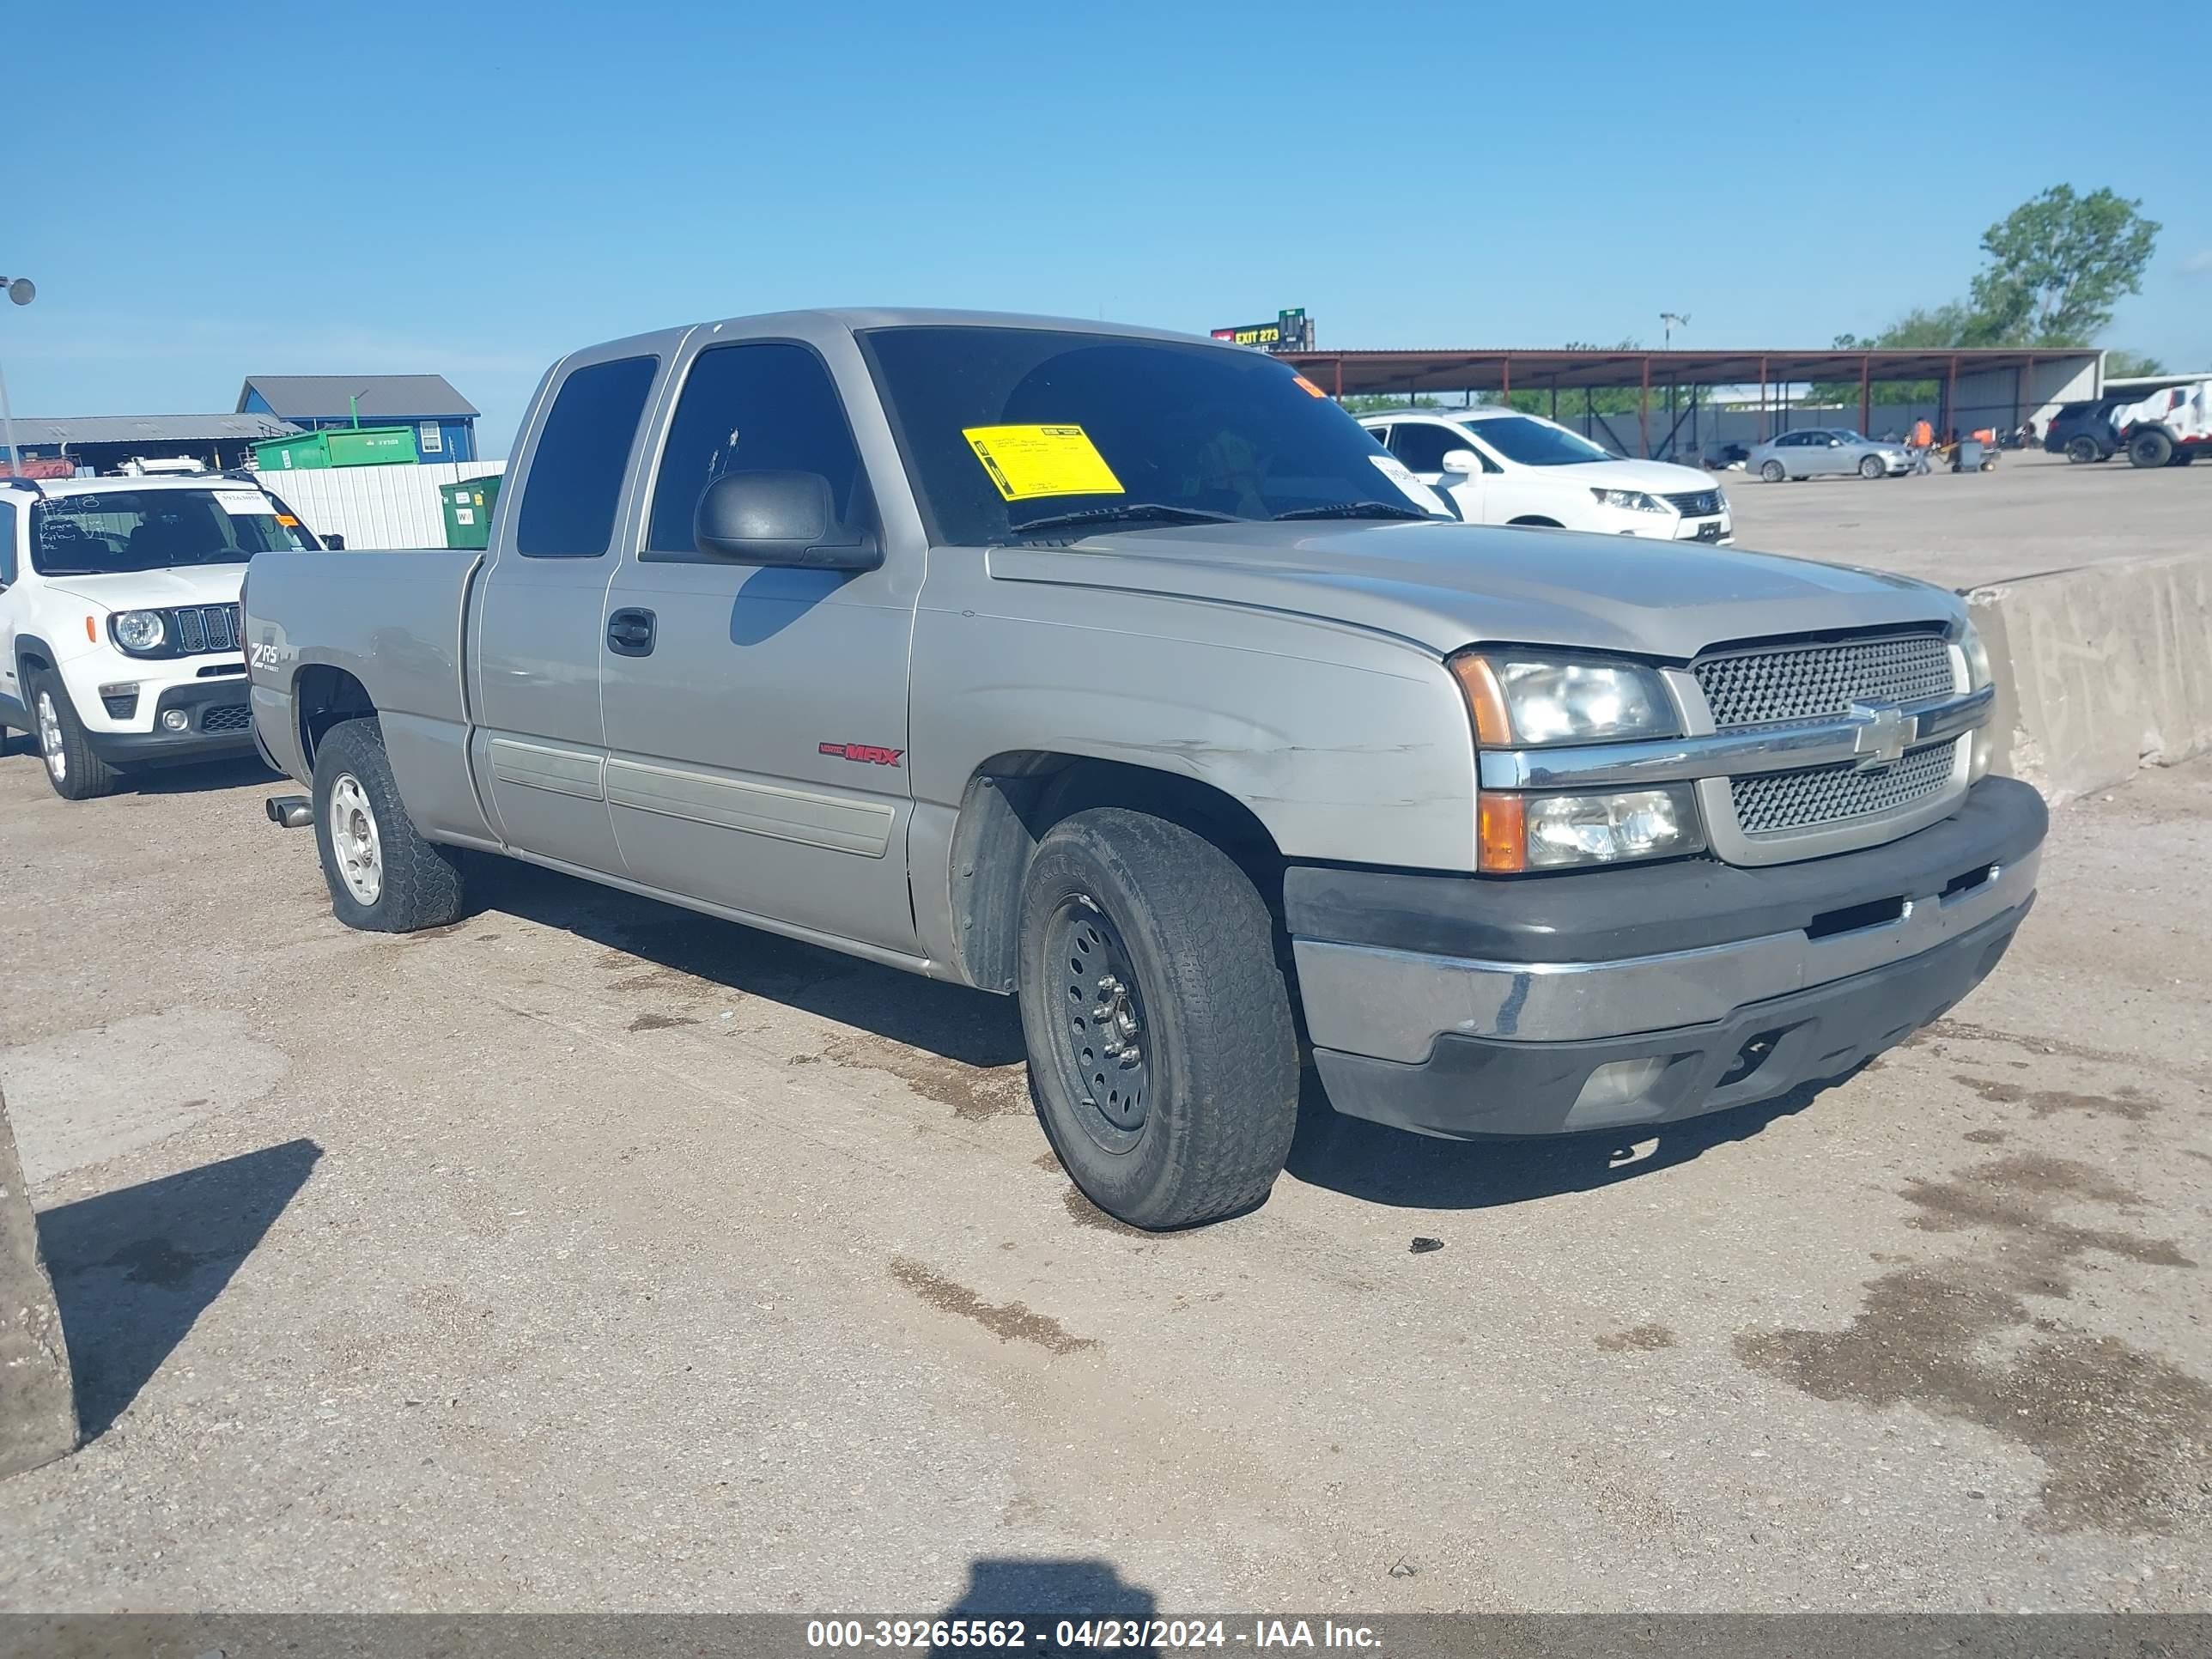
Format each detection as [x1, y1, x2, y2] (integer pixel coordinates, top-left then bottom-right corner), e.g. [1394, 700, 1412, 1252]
[1848, 702, 1917, 770]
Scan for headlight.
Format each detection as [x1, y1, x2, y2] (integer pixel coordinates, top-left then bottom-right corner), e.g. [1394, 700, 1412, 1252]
[1449, 652, 1679, 746]
[1590, 488, 1665, 512]
[1959, 619, 1996, 781]
[111, 610, 167, 653]
[1480, 784, 1704, 871]
[1958, 618, 1993, 690]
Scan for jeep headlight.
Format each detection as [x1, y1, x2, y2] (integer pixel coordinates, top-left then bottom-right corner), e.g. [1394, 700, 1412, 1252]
[1449, 652, 1678, 746]
[111, 610, 167, 654]
[1590, 488, 1666, 512]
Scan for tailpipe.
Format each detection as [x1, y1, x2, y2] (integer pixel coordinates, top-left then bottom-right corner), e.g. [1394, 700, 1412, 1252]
[265, 794, 313, 830]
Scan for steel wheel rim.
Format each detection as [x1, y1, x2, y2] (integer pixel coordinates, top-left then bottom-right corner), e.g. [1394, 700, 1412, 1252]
[329, 773, 384, 906]
[35, 692, 64, 781]
[1046, 896, 1150, 1154]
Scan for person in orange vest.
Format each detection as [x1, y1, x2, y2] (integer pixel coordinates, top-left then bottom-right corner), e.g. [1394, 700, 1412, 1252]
[1910, 417, 1935, 472]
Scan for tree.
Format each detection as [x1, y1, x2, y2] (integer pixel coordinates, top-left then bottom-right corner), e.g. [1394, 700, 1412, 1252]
[1493, 340, 1650, 428]
[1339, 392, 1439, 414]
[1968, 185, 2160, 346]
[1813, 306, 1979, 405]
[2103, 349, 2166, 379]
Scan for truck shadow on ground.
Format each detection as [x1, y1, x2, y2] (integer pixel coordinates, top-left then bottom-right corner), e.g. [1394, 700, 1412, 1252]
[463, 857, 1828, 1211]
[933, 1555, 1155, 1643]
[37, 1138, 320, 1441]
[1283, 1067, 1833, 1211]
[120, 757, 280, 797]
[465, 855, 1029, 1068]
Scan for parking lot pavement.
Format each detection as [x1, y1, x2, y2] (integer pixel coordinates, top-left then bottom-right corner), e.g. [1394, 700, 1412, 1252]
[1721, 452, 2207, 589]
[0, 745, 2206, 1613]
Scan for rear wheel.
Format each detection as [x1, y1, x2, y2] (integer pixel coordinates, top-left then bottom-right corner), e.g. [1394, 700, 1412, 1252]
[2128, 428, 2174, 469]
[28, 672, 122, 801]
[1858, 454, 1884, 479]
[2065, 435, 2102, 465]
[1759, 460, 1785, 483]
[311, 717, 465, 932]
[1018, 808, 1298, 1231]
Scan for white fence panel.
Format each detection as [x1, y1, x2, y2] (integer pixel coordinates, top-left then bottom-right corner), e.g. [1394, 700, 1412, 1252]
[250, 459, 507, 550]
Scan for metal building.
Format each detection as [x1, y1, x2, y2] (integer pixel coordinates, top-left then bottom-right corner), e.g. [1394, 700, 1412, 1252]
[0, 412, 299, 474]
[236, 374, 480, 464]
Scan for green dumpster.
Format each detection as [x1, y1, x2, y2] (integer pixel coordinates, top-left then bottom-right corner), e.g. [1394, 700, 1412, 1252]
[441, 475, 503, 550]
[252, 426, 421, 471]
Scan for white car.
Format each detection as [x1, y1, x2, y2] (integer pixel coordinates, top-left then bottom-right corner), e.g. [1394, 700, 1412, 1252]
[1360, 407, 1731, 544]
[0, 474, 319, 799]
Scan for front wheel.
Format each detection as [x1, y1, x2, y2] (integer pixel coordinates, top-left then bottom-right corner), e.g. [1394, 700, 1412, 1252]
[1018, 808, 1299, 1231]
[1759, 460, 1785, 483]
[28, 672, 122, 801]
[311, 716, 465, 932]
[2065, 435, 2102, 465]
[1858, 454, 1884, 479]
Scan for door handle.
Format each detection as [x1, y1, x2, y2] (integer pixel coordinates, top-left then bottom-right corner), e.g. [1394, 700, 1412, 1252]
[606, 607, 656, 657]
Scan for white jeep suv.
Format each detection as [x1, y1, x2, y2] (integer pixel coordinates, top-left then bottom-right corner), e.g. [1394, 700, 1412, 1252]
[0, 474, 319, 799]
[1361, 407, 1731, 543]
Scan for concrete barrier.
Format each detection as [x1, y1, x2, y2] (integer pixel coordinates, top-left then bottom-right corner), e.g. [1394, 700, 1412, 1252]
[0, 1083, 75, 1475]
[1967, 550, 2212, 805]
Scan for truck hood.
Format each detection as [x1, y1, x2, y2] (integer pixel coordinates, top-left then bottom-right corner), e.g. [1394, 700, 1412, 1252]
[986, 520, 1959, 661]
[38, 564, 247, 611]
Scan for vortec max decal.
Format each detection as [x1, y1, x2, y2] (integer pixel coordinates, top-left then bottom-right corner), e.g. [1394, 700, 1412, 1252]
[819, 742, 904, 767]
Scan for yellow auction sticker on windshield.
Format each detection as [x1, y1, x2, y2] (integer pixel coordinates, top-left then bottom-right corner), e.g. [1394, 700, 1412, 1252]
[963, 424, 1124, 501]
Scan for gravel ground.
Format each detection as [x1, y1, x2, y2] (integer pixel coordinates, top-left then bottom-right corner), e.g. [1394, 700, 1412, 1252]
[0, 737, 2206, 1614]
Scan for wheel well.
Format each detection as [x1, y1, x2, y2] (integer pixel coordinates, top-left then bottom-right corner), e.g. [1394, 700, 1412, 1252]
[947, 752, 1285, 994]
[293, 665, 376, 769]
[1506, 515, 1563, 527]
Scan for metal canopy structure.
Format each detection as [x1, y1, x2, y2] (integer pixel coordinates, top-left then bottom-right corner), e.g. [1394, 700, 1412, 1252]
[1278, 344, 2099, 459]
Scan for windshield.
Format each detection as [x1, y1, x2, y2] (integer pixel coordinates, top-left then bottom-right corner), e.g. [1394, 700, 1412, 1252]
[29, 488, 317, 575]
[860, 326, 1449, 544]
[1462, 416, 1617, 467]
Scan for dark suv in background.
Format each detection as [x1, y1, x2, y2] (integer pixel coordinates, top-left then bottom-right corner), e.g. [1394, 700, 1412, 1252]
[2044, 396, 2132, 464]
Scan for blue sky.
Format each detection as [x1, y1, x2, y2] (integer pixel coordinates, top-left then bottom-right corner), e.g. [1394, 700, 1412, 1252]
[6, 1, 2206, 454]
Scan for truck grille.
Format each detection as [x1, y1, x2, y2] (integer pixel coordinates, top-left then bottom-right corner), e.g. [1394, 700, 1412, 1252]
[1731, 739, 1958, 836]
[1693, 630, 1954, 730]
[199, 702, 253, 733]
[1663, 489, 1723, 518]
[168, 604, 242, 655]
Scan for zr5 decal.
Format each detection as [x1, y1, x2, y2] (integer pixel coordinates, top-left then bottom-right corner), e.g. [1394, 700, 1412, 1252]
[819, 741, 904, 767]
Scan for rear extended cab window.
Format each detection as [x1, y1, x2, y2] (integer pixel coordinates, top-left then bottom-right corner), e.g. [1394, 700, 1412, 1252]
[516, 355, 659, 558]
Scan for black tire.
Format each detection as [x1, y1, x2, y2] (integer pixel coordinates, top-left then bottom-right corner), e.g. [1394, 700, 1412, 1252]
[2128, 428, 2173, 469]
[1759, 460, 1785, 483]
[1018, 808, 1298, 1231]
[1858, 454, 1884, 479]
[311, 716, 465, 933]
[2065, 435, 2102, 465]
[27, 671, 123, 801]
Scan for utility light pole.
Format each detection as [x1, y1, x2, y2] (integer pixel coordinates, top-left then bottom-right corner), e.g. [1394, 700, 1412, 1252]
[0, 274, 33, 478]
[1659, 312, 1690, 457]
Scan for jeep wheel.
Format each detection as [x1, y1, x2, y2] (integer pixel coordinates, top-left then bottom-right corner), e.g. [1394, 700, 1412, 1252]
[1018, 808, 1298, 1231]
[2128, 428, 2174, 469]
[312, 717, 465, 932]
[2065, 435, 2102, 465]
[28, 672, 122, 801]
[1759, 460, 1785, 483]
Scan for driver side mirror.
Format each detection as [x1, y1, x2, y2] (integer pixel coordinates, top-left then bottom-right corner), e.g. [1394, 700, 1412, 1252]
[1827, 439, 1844, 447]
[1440, 449, 1482, 476]
[695, 471, 882, 571]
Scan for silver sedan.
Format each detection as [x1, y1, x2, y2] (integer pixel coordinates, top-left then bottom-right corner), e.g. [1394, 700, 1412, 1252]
[1747, 428, 1912, 482]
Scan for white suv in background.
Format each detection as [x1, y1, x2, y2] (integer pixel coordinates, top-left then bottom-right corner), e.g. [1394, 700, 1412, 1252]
[1361, 407, 1731, 543]
[0, 474, 319, 799]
